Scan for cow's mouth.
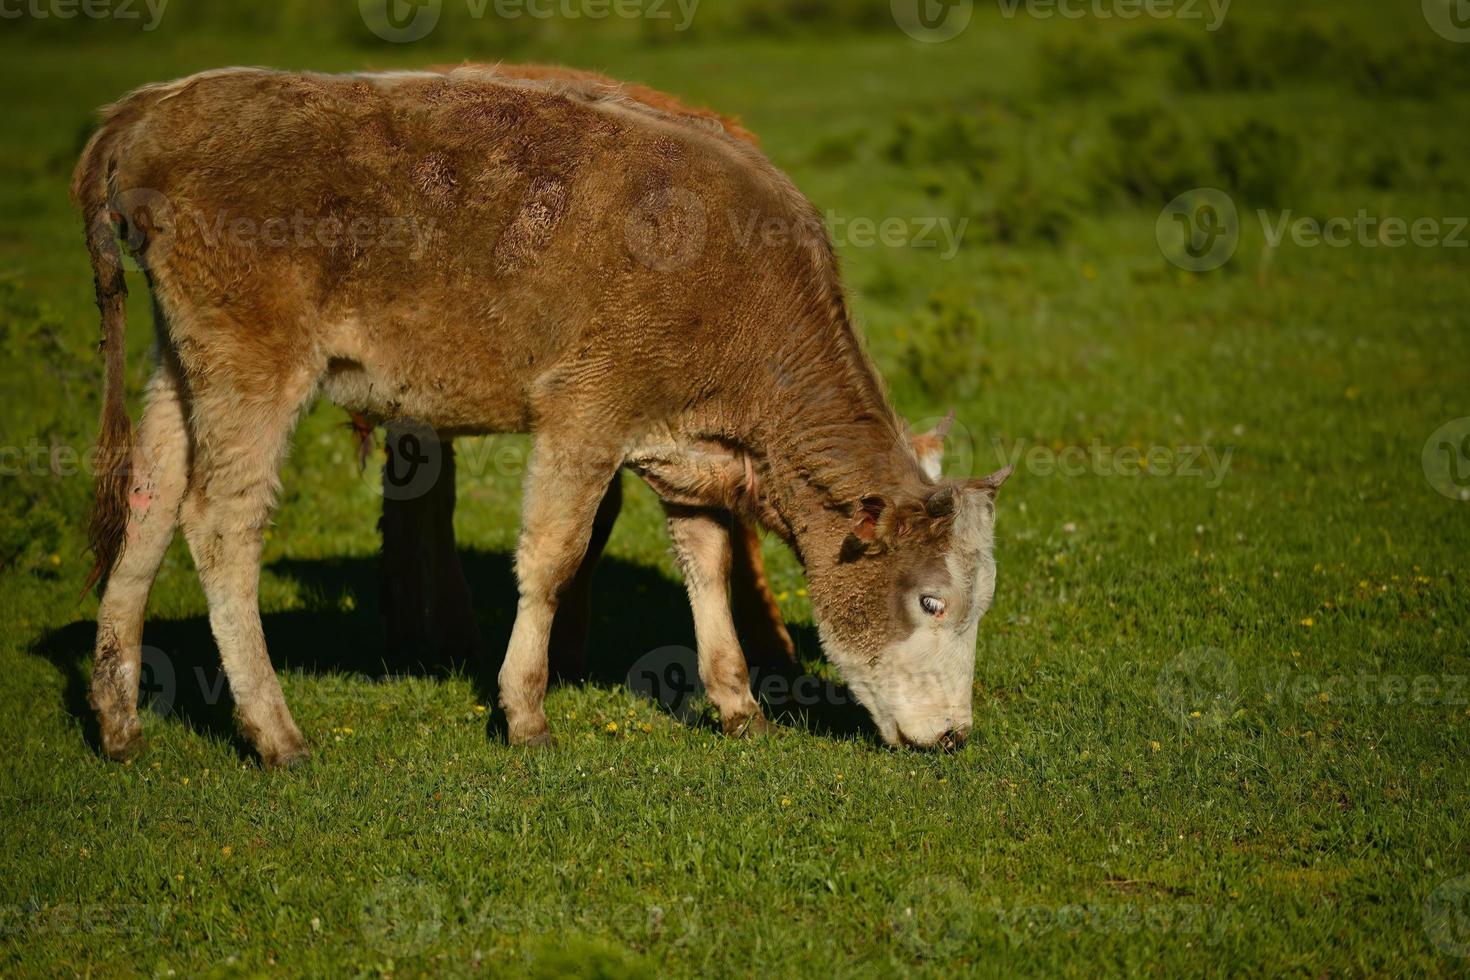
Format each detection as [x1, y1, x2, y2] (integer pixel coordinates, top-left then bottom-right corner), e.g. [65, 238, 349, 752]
[893, 724, 969, 753]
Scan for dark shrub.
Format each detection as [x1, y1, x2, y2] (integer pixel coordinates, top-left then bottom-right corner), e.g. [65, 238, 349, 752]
[1169, 26, 1279, 92]
[1211, 120, 1300, 207]
[1090, 103, 1212, 206]
[1038, 35, 1126, 97]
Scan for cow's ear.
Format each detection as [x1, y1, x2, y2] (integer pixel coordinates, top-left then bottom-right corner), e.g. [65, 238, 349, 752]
[852, 494, 888, 540]
[908, 410, 954, 481]
[966, 465, 1013, 498]
[840, 495, 890, 560]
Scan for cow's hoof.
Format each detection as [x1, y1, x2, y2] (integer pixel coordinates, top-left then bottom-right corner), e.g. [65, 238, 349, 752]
[723, 712, 772, 738]
[101, 721, 146, 762]
[517, 731, 555, 750]
[261, 743, 311, 770]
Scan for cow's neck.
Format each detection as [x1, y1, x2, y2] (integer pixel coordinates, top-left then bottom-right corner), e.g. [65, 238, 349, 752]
[751, 316, 922, 561]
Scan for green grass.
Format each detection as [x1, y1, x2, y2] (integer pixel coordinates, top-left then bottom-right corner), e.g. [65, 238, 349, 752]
[3, 3, 1469, 976]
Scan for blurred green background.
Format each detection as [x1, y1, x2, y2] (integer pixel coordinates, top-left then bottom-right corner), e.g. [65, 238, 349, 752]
[2, 1, 1469, 976]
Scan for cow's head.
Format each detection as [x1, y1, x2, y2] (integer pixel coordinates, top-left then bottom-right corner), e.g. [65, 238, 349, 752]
[809, 463, 1010, 751]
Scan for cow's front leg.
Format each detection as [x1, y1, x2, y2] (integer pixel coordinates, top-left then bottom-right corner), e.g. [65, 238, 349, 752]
[498, 435, 622, 746]
[664, 505, 768, 737]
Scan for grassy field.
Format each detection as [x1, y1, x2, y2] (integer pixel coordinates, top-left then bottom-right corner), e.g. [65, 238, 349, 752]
[3, 1, 1469, 975]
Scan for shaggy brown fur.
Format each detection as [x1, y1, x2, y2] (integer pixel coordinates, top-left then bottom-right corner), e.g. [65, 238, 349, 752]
[74, 65, 1005, 763]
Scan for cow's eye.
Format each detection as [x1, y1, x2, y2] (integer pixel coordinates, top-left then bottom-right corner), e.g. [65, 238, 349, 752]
[919, 595, 946, 617]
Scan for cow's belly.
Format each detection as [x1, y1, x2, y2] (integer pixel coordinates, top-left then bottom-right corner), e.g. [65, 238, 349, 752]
[319, 325, 533, 434]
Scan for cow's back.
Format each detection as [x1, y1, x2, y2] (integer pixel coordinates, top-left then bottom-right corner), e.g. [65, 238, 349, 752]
[100, 68, 826, 433]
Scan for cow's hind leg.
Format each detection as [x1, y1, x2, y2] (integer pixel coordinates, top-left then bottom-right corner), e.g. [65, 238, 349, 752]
[547, 474, 622, 682]
[729, 518, 796, 671]
[665, 505, 767, 736]
[380, 429, 481, 663]
[177, 353, 318, 768]
[91, 358, 190, 760]
[498, 433, 622, 746]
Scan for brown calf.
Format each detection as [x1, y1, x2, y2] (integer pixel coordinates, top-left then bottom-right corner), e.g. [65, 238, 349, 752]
[75, 66, 1008, 766]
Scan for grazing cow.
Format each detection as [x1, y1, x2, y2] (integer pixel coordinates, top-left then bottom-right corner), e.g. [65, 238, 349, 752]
[75, 66, 1009, 767]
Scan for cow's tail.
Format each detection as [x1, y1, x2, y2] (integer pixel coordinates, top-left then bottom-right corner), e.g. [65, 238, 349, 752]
[72, 117, 134, 595]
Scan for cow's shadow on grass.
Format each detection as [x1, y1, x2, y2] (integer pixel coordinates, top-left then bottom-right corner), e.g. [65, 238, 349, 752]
[33, 549, 875, 760]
